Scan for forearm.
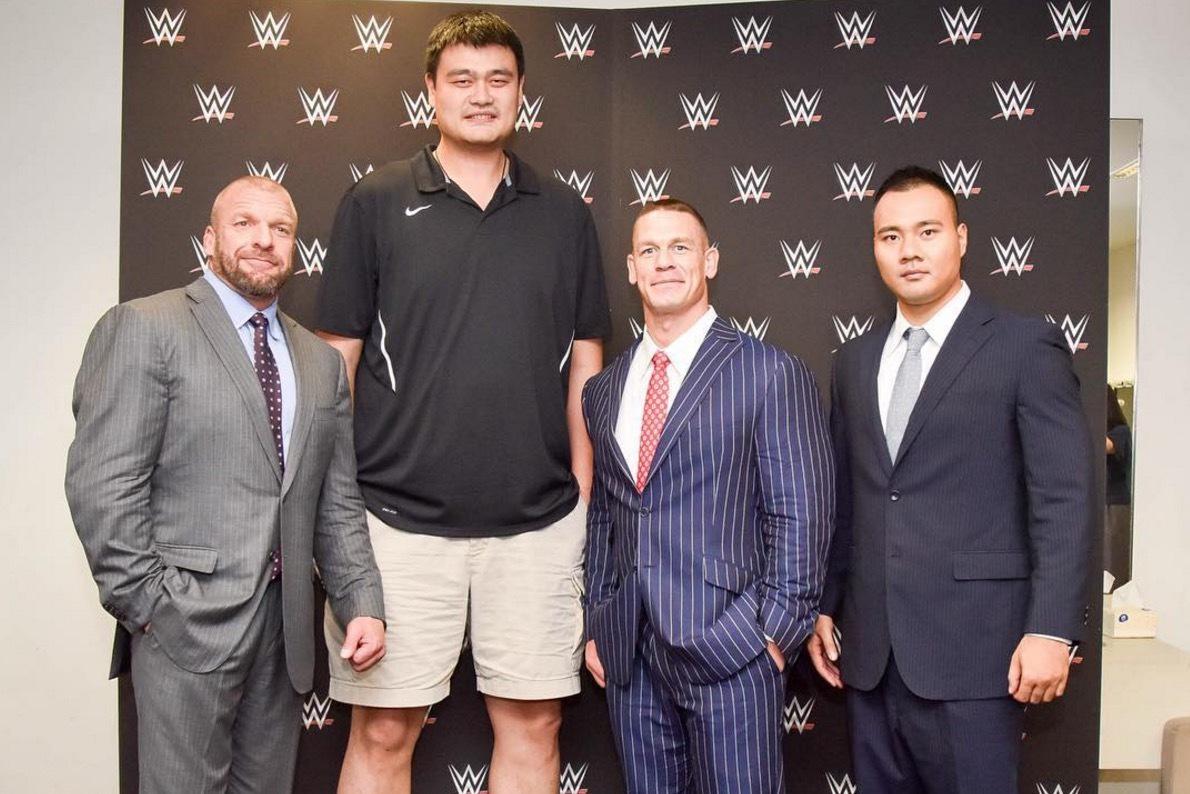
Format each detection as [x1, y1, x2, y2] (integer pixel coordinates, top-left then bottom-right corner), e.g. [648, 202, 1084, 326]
[567, 339, 602, 500]
[317, 332, 363, 399]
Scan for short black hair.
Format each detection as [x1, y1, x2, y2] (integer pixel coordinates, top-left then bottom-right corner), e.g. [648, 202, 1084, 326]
[873, 165, 960, 222]
[635, 198, 710, 243]
[425, 10, 525, 80]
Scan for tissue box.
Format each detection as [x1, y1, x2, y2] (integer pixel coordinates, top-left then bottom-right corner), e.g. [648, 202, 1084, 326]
[1103, 594, 1158, 638]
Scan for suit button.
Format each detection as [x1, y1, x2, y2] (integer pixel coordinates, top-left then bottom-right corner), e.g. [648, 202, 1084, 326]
[889, 490, 901, 502]
[639, 506, 651, 516]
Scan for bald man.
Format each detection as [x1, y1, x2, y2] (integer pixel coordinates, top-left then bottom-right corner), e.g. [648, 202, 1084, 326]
[66, 176, 386, 793]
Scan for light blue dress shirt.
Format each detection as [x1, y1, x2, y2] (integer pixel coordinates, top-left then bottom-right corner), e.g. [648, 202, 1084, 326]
[203, 270, 296, 457]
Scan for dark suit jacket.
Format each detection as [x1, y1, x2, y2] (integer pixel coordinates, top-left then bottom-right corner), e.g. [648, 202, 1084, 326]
[583, 318, 834, 686]
[66, 278, 385, 692]
[821, 295, 1094, 700]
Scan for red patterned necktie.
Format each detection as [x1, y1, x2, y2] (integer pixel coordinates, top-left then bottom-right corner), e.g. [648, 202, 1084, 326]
[636, 351, 670, 492]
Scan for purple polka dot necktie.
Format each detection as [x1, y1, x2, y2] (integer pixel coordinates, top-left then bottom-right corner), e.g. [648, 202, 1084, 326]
[248, 312, 284, 472]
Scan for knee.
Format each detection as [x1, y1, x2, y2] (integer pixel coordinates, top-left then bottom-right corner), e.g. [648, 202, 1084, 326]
[489, 700, 562, 747]
[350, 707, 424, 756]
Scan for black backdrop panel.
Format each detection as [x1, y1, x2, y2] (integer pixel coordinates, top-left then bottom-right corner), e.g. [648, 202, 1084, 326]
[120, 2, 1108, 792]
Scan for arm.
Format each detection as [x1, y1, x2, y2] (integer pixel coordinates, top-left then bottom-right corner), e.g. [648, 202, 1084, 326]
[581, 377, 615, 687]
[316, 332, 363, 399]
[64, 304, 169, 633]
[755, 353, 836, 659]
[567, 339, 602, 503]
[1008, 323, 1095, 702]
[313, 355, 386, 633]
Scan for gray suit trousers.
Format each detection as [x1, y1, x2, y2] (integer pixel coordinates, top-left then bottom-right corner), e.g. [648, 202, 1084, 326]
[132, 583, 300, 794]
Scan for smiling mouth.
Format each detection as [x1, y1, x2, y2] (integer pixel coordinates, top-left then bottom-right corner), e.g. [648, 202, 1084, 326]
[466, 112, 498, 122]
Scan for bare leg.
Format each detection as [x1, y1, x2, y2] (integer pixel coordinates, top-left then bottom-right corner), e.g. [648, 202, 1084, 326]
[336, 705, 428, 794]
[485, 696, 563, 794]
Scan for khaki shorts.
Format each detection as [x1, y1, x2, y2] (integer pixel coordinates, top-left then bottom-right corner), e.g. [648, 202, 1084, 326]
[325, 502, 586, 707]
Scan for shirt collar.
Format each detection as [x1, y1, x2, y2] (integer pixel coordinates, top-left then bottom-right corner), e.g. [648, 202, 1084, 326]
[639, 306, 718, 379]
[412, 145, 540, 195]
[203, 268, 281, 340]
[886, 280, 971, 355]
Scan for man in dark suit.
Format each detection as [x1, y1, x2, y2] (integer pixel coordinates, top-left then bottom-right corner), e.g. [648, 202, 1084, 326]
[66, 176, 386, 793]
[583, 199, 834, 792]
[808, 166, 1094, 793]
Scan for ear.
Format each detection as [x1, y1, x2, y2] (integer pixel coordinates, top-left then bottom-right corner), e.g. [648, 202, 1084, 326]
[424, 72, 436, 104]
[704, 244, 720, 280]
[202, 226, 216, 262]
[957, 222, 968, 259]
[626, 254, 638, 286]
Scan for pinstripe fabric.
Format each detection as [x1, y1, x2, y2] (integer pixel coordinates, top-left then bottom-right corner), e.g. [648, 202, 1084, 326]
[583, 317, 833, 788]
[821, 296, 1095, 701]
[66, 277, 385, 692]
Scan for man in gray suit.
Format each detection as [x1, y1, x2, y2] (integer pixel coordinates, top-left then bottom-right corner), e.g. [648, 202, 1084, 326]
[66, 176, 387, 793]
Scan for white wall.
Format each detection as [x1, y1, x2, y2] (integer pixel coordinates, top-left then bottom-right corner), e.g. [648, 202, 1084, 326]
[1112, 2, 1190, 652]
[1108, 241, 1138, 385]
[2, 0, 1187, 789]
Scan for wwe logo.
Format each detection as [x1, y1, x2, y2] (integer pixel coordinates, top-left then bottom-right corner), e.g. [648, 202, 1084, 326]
[296, 238, 326, 276]
[553, 170, 595, 204]
[351, 15, 392, 53]
[780, 88, 823, 127]
[631, 20, 672, 58]
[143, 8, 186, 46]
[1047, 2, 1091, 40]
[349, 163, 375, 183]
[140, 158, 183, 197]
[833, 315, 875, 347]
[939, 159, 982, 197]
[192, 84, 235, 123]
[301, 692, 334, 730]
[1045, 314, 1090, 353]
[779, 240, 822, 279]
[400, 91, 436, 128]
[556, 23, 595, 60]
[630, 168, 671, 205]
[731, 16, 773, 54]
[992, 80, 1036, 120]
[833, 162, 876, 202]
[783, 696, 816, 734]
[939, 6, 983, 45]
[885, 84, 928, 124]
[516, 95, 545, 132]
[834, 10, 877, 49]
[990, 236, 1036, 275]
[245, 160, 288, 183]
[249, 11, 290, 49]
[826, 772, 859, 794]
[1045, 157, 1091, 197]
[731, 316, 771, 341]
[1037, 785, 1082, 794]
[448, 764, 489, 794]
[679, 93, 720, 130]
[730, 166, 773, 204]
[559, 763, 589, 794]
[297, 88, 340, 126]
[188, 235, 207, 273]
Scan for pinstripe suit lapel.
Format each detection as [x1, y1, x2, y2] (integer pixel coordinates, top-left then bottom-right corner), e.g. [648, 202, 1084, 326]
[860, 319, 895, 476]
[643, 317, 741, 488]
[604, 342, 638, 485]
[279, 313, 313, 497]
[893, 297, 996, 469]
[185, 279, 282, 484]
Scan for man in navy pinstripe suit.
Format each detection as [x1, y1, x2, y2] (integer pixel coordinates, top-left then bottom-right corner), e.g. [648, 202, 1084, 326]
[582, 199, 834, 793]
[808, 167, 1094, 793]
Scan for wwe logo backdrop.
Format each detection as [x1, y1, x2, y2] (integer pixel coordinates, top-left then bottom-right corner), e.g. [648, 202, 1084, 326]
[119, 2, 1107, 792]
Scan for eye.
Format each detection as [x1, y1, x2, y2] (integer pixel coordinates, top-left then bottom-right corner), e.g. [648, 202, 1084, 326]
[881, 233, 898, 243]
[673, 244, 689, 253]
[640, 246, 656, 256]
[453, 78, 472, 88]
[273, 226, 292, 237]
[234, 220, 249, 228]
[922, 228, 936, 238]
[491, 78, 509, 87]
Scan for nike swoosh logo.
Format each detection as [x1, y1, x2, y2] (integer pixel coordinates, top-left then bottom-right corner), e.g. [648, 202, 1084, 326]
[405, 205, 432, 217]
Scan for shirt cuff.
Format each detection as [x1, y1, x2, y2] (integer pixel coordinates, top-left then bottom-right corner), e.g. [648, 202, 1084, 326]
[1027, 633, 1071, 645]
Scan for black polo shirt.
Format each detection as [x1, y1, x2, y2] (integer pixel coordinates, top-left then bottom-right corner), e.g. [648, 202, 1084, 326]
[317, 146, 611, 537]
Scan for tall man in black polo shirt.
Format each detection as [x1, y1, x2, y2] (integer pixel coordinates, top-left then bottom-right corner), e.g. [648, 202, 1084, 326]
[316, 11, 610, 794]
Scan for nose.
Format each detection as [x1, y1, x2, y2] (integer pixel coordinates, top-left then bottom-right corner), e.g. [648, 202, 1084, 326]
[471, 81, 493, 105]
[899, 236, 920, 263]
[252, 223, 274, 250]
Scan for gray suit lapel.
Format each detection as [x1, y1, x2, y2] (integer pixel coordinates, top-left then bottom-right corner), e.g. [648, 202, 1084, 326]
[893, 297, 996, 468]
[185, 279, 282, 484]
[642, 318, 742, 488]
[280, 313, 314, 497]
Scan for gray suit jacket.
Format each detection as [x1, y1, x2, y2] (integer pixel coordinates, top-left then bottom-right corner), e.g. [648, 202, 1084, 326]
[66, 277, 384, 692]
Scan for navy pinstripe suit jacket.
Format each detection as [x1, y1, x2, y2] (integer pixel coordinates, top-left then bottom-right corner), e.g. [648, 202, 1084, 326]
[583, 317, 834, 686]
[821, 296, 1095, 700]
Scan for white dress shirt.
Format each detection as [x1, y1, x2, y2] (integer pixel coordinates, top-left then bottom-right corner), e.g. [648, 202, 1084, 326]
[615, 307, 718, 476]
[877, 281, 970, 430]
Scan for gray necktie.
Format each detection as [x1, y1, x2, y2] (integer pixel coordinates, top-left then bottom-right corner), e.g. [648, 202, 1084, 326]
[885, 327, 930, 459]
